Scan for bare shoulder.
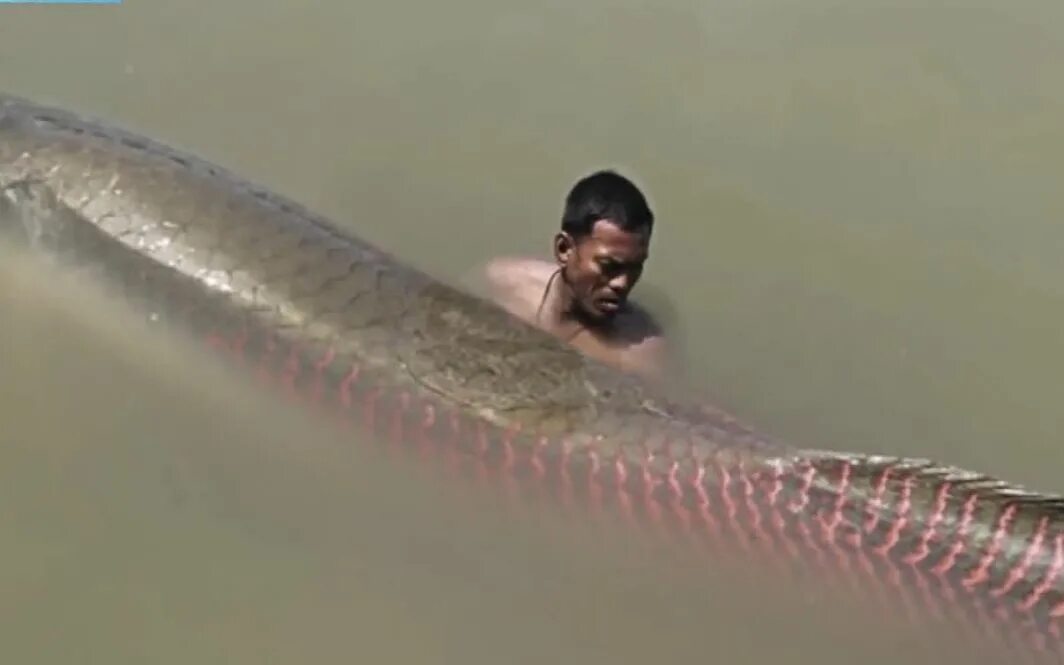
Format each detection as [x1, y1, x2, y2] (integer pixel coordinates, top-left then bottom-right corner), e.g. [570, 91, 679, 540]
[481, 256, 555, 321]
[483, 256, 555, 290]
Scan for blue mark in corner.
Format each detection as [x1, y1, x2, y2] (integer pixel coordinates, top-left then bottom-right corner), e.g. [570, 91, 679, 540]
[0, 0, 122, 3]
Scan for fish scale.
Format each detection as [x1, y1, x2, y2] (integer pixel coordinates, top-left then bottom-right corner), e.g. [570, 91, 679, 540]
[2, 92, 1062, 662]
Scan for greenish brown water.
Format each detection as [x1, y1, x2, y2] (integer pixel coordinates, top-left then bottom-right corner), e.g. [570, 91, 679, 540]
[1, 1, 1063, 662]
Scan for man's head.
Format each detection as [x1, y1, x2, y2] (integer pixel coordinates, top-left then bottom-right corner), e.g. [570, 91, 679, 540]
[554, 170, 654, 322]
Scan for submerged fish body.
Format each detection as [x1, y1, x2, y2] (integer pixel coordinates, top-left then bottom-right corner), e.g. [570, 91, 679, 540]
[2, 92, 1062, 661]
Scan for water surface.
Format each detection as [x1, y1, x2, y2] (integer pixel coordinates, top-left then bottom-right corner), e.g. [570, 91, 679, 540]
[1, 1, 1062, 662]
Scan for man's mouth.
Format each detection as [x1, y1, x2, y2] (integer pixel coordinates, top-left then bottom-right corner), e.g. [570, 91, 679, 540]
[596, 296, 621, 313]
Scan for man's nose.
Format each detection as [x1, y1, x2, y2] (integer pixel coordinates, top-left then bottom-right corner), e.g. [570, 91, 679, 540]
[607, 272, 631, 293]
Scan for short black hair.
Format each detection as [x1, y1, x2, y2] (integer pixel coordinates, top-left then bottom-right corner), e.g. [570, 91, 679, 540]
[561, 170, 654, 239]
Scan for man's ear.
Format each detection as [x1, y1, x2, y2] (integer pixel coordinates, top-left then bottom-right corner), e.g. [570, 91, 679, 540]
[553, 231, 575, 266]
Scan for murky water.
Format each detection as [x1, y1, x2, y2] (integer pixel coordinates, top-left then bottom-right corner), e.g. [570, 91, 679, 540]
[1, 1, 1063, 663]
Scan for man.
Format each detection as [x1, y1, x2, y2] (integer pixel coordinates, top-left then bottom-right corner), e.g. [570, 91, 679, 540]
[482, 169, 666, 380]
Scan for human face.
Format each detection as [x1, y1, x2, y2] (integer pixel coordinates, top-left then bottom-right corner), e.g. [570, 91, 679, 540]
[554, 219, 650, 322]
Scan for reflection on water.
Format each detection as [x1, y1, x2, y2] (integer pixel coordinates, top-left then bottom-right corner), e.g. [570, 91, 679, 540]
[1, 0, 1063, 662]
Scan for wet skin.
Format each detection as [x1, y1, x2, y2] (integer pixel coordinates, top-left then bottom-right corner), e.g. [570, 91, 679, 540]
[483, 219, 665, 380]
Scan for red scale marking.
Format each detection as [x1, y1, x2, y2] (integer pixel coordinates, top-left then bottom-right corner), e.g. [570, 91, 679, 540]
[309, 347, 336, 402]
[963, 503, 1019, 591]
[578, 442, 604, 517]
[640, 448, 664, 525]
[867, 474, 918, 623]
[766, 462, 801, 561]
[437, 409, 464, 478]
[666, 460, 694, 535]
[1019, 533, 1064, 613]
[473, 421, 491, 484]
[716, 462, 754, 554]
[890, 477, 953, 627]
[529, 436, 548, 484]
[936, 502, 1042, 659]
[932, 492, 978, 578]
[499, 424, 521, 500]
[817, 462, 861, 592]
[717, 462, 738, 524]
[745, 464, 794, 574]
[687, 464, 728, 563]
[738, 463, 764, 542]
[818, 461, 851, 546]
[864, 465, 892, 535]
[787, 463, 815, 514]
[992, 516, 1048, 600]
[690, 464, 720, 542]
[903, 480, 951, 566]
[874, 474, 914, 558]
[612, 450, 634, 522]
[337, 364, 360, 408]
[787, 464, 826, 566]
[420, 402, 436, 432]
[413, 400, 437, 461]
[501, 424, 520, 474]
[189, 318, 1064, 655]
[833, 476, 879, 583]
[558, 440, 576, 510]
[654, 454, 694, 548]
[447, 411, 462, 441]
